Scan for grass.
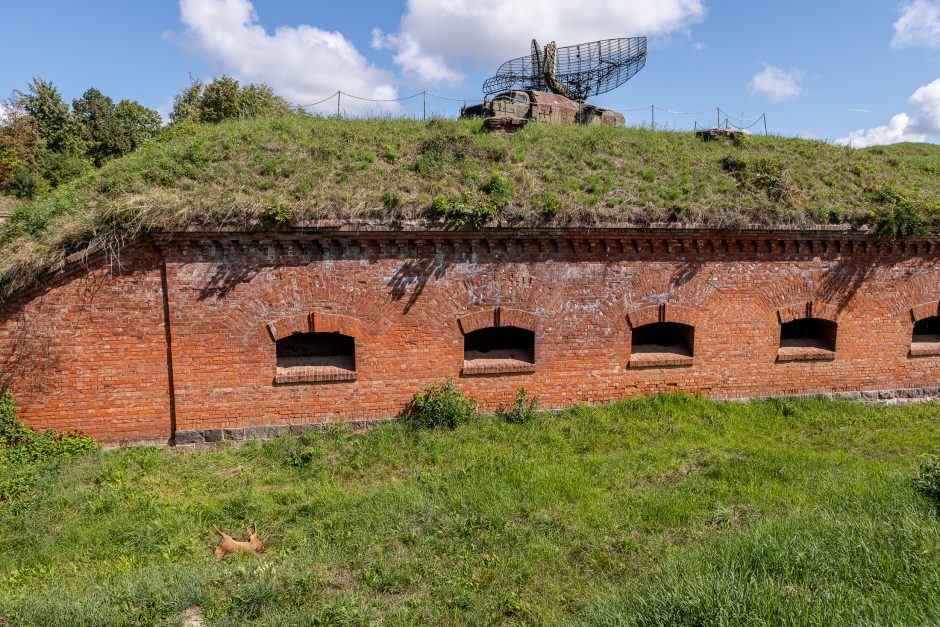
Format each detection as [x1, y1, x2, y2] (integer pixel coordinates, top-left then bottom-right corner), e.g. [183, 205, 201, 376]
[0, 195, 21, 219]
[1, 394, 938, 625]
[1, 116, 939, 296]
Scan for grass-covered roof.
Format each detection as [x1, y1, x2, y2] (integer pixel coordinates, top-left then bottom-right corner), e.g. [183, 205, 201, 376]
[1, 116, 939, 295]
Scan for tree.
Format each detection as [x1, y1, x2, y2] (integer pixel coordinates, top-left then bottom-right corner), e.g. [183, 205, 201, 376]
[73, 89, 162, 165]
[72, 87, 121, 166]
[170, 78, 204, 125]
[1, 98, 43, 172]
[17, 78, 83, 154]
[114, 100, 161, 153]
[169, 75, 295, 124]
[239, 83, 293, 118]
[0, 96, 46, 197]
[200, 75, 242, 123]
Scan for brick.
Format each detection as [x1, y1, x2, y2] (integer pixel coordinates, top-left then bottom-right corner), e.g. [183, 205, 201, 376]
[1, 231, 939, 443]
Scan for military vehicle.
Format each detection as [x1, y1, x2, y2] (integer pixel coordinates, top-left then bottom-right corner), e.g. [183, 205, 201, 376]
[462, 89, 624, 129]
[462, 37, 646, 131]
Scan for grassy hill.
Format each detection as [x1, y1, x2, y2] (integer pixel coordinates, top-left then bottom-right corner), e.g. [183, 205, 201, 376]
[0, 116, 938, 295]
[0, 395, 938, 624]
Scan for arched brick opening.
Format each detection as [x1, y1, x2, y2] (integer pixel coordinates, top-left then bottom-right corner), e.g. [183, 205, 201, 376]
[775, 301, 838, 362]
[627, 304, 700, 368]
[631, 322, 694, 362]
[458, 307, 539, 376]
[267, 311, 361, 383]
[910, 305, 940, 357]
[777, 318, 837, 362]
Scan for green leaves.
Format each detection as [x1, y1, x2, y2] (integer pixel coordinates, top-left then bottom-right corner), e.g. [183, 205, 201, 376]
[870, 185, 930, 237]
[170, 76, 294, 126]
[401, 378, 477, 429]
[0, 389, 95, 467]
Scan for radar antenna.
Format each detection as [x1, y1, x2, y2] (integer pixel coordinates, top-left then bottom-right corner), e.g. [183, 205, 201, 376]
[482, 37, 647, 102]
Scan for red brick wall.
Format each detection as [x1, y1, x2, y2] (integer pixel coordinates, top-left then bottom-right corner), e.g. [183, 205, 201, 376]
[0, 242, 172, 443]
[2, 230, 939, 443]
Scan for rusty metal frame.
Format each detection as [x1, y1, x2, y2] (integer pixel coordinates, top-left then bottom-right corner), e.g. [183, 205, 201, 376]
[483, 37, 647, 101]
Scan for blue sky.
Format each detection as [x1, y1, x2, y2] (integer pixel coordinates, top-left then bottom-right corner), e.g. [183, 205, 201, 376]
[3, 0, 939, 146]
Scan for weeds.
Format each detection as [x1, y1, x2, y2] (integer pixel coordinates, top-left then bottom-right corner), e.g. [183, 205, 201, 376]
[0, 389, 95, 466]
[915, 454, 940, 511]
[496, 388, 540, 424]
[400, 378, 476, 429]
[870, 185, 930, 237]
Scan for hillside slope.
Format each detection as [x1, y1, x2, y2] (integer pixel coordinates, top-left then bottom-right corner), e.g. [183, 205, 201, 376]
[1, 116, 938, 294]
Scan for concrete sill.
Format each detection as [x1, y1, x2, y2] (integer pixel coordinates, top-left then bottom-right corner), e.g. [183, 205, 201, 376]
[776, 347, 835, 362]
[910, 342, 940, 357]
[461, 358, 535, 376]
[275, 366, 357, 384]
[629, 352, 694, 368]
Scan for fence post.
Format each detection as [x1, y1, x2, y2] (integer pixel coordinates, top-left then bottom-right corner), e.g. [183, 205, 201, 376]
[336, 91, 341, 117]
[423, 91, 426, 120]
[716, 108, 720, 128]
[763, 114, 768, 136]
[651, 105, 655, 130]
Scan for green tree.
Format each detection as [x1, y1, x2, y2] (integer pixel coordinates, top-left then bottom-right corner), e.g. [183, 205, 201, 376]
[72, 87, 122, 166]
[169, 75, 294, 124]
[17, 78, 83, 154]
[71, 89, 162, 167]
[0, 96, 46, 197]
[170, 77, 204, 124]
[240, 83, 293, 118]
[200, 75, 242, 123]
[114, 100, 162, 152]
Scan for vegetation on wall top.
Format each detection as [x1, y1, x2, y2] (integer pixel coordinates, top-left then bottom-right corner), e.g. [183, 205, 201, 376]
[0, 105, 938, 296]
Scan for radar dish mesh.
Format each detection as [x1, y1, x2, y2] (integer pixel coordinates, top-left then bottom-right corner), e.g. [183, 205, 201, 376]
[483, 37, 647, 101]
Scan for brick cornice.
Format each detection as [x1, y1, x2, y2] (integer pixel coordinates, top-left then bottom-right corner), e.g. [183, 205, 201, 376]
[156, 229, 940, 261]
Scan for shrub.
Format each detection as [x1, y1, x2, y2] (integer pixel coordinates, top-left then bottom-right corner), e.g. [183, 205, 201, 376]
[483, 171, 513, 209]
[719, 155, 747, 178]
[0, 389, 95, 466]
[401, 379, 476, 429]
[380, 190, 401, 210]
[915, 454, 940, 511]
[430, 193, 497, 230]
[260, 199, 292, 224]
[869, 186, 928, 237]
[538, 192, 561, 218]
[497, 388, 540, 424]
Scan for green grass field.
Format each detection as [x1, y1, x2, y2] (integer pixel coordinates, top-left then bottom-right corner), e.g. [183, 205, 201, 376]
[1, 394, 939, 625]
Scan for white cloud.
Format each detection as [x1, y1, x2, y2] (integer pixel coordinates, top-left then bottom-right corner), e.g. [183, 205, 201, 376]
[849, 108, 872, 113]
[909, 77, 940, 132]
[747, 65, 804, 102]
[371, 29, 461, 84]
[835, 78, 940, 147]
[892, 0, 940, 48]
[372, 0, 706, 84]
[835, 113, 926, 148]
[172, 0, 399, 112]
